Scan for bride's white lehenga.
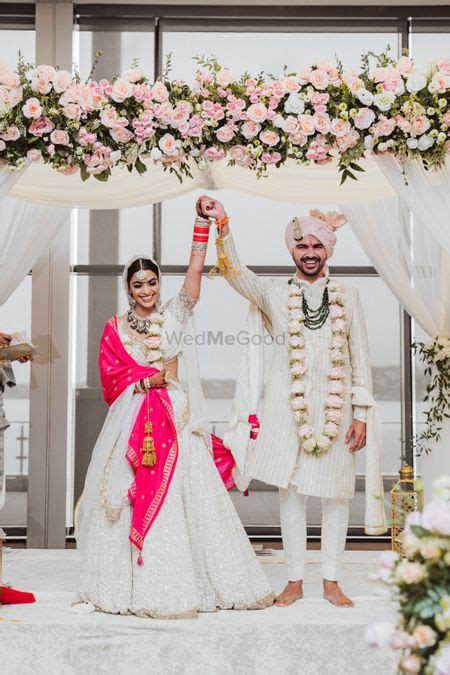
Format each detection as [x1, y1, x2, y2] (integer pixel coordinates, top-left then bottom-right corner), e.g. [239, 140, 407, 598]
[77, 287, 274, 619]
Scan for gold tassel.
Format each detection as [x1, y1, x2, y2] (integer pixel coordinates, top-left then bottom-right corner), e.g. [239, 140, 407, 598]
[208, 234, 240, 278]
[142, 421, 157, 467]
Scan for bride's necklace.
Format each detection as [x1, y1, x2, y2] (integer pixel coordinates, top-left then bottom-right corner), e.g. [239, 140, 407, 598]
[127, 308, 155, 335]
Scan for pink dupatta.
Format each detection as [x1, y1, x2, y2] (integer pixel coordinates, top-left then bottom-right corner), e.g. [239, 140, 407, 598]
[99, 318, 178, 560]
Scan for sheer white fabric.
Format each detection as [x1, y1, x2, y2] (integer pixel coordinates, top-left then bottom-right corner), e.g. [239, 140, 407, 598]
[76, 303, 274, 618]
[8, 156, 395, 209]
[0, 195, 69, 305]
[375, 154, 450, 255]
[343, 197, 450, 500]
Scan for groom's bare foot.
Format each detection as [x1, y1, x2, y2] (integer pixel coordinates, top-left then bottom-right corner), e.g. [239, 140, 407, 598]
[323, 580, 354, 607]
[274, 581, 303, 606]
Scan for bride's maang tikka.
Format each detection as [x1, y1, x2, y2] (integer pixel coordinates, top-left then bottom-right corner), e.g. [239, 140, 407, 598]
[135, 259, 147, 282]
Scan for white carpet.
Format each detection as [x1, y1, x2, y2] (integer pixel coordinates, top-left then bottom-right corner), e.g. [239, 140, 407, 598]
[1, 549, 399, 675]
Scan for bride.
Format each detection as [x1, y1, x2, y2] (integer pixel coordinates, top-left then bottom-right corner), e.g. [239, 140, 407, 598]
[75, 211, 274, 619]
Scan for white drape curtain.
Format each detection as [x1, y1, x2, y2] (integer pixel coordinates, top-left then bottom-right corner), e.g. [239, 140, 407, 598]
[343, 196, 450, 500]
[375, 154, 450, 256]
[0, 166, 69, 306]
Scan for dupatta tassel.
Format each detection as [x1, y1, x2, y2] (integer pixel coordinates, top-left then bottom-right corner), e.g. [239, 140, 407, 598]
[142, 421, 157, 467]
[137, 553, 144, 566]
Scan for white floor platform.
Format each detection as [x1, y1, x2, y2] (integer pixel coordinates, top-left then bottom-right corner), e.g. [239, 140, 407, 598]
[1, 549, 399, 675]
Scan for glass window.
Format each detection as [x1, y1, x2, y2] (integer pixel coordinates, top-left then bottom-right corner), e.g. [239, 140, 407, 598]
[0, 276, 32, 529]
[163, 30, 399, 82]
[0, 29, 35, 69]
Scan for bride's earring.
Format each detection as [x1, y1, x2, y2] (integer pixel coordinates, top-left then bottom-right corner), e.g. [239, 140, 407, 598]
[128, 293, 136, 309]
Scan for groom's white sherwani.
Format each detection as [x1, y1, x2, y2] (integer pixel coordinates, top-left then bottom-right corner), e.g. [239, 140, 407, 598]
[221, 231, 387, 538]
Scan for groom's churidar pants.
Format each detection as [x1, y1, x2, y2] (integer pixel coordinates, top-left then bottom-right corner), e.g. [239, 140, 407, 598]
[279, 484, 349, 581]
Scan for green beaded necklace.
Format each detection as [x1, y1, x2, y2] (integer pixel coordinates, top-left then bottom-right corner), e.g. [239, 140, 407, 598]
[291, 278, 330, 330]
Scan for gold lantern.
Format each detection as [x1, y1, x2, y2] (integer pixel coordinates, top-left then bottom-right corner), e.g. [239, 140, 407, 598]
[391, 465, 424, 555]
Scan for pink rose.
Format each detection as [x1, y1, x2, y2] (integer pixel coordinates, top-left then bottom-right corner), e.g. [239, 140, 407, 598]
[35, 64, 55, 80]
[22, 97, 42, 120]
[27, 148, 42, 162]
[52, 69, 72, 93]
[110, 126, 133, 143]
[298, 65, 312, 84]
[328, 380, 345, 395]
[309, 69, 329, 90]
[100, 107, 119, 128]
[50, 129, 70, 145]
[1, 71, 20, 88]
[230, 145, 248, 163]
[411, 115, 430, 137]
[354, 108, 375, 130]
[432, 72, 450, 93]
[379, 550, 399, 570]
[397, 56, 414, 75]
[282, 115, 300, 135]
[152, 81, 169, 103]
[330, 304, 345, 319]
[158, 133, 179, 156]
[216, 68, 235, 87]
[399, 655, 422, 674]
[7, 86, 22, 108]
[331, 335, 345, 348]
[373, 116, 397, 137]
[0, 140, 5, 151]
[28, 116, 55, 136]
[121, 67, 142, 83]
[298, 424, 314, 438]
[437, 57, 450, 75]
[347, 76, 364, 93]
[241, 121, 261, 139]
[330, 118, 351, 137]
[31, 75, 52, 95]
[313, 112, 331, 134]
[0, 126, 20, 141]
[111, 77, 133, 102]
[204, 146, 225, 161]
[443, 111, 450, 126]
[297, 114, 316, 136]
[172, 105, 191, 128]
[395, 560, 426, 584]
[395, 115, 412, 133]
[283, 76, 300, 93]
[246, 102, 268, 123]
[216, 125, 235, 143]
[63, 103, 81, 119]
[259, 129, 280, 147]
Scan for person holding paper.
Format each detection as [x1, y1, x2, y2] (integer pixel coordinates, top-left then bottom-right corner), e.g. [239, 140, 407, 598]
[0, 331, 32, 510]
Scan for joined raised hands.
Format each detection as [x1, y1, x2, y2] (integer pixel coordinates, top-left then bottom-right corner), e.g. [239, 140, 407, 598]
[196, 195, 227, 221]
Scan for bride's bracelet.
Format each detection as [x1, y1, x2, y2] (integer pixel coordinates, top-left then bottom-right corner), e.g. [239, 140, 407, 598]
[192, 216, 211, 252]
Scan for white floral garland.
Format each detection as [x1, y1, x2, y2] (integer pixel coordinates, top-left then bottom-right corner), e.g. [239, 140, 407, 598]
[142, 310, 165, 369]
[288, 278, 348, 456]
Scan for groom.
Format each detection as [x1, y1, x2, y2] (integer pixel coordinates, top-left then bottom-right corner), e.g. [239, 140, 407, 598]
[197, 195, 386, 608]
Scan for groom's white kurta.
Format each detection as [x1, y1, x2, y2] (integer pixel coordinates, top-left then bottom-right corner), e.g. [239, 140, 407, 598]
[221, 232, 386, 534]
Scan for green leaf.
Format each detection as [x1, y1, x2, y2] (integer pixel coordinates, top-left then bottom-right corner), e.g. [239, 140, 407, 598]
[80, 164, 90, 182]
[349, 162, 366, 173]
[135, 157, 147, 175]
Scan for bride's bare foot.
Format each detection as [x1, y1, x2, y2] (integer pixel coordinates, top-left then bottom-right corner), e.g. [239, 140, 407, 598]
[323, 580, 354, 608]
[274, 580, 303, 607]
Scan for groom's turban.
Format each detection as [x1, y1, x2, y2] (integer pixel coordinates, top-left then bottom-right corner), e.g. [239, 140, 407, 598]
[285, 209, 347, 259]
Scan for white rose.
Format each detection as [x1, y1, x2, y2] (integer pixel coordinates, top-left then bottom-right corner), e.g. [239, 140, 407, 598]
[303, 437, 317, 453]
[373, 91, 396, 111]
[284, 93, 305, 115]
[418, 134, 435, 151]
[406, 71, 427, 94]
[356, 88, 374, 106]
[316, 435, 332, 452]
[407, 137, 418, 149]
[365, 622, 395, 649]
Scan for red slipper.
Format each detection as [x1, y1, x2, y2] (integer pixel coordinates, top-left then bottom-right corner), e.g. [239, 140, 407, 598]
[0, 585, 36, 604]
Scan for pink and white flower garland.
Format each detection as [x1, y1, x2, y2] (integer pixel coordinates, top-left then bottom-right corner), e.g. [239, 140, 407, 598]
[288, 278, 347, 456]
[143, 310, 165, 369]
